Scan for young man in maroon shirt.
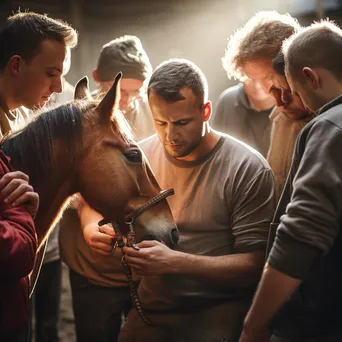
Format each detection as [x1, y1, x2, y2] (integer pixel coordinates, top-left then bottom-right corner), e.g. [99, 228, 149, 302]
[0, 11, 77, 342]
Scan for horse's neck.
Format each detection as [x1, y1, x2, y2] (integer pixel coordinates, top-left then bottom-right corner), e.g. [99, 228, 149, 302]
[34, 170, 75, 247]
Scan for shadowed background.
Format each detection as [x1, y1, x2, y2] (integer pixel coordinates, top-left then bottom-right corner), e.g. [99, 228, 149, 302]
[1, 0, 342, 103]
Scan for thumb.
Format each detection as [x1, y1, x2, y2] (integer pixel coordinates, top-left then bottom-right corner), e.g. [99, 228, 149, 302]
[98, 224, 116, 237]
[137, 240, 160, 248]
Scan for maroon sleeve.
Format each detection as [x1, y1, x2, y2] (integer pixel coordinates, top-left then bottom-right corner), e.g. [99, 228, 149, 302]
[0, 151, 37, 278]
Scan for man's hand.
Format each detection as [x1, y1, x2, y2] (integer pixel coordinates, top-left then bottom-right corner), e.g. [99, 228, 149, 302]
[122, 240, 177, 276]
[83, 222, 116, 256]
[0, 171, 39, 218]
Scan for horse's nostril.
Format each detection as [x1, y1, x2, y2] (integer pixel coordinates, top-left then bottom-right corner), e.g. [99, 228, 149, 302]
[171, 228, 179, 244]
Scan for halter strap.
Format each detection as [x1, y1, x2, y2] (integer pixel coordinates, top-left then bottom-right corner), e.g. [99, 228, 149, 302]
[98, 188, 174, 227]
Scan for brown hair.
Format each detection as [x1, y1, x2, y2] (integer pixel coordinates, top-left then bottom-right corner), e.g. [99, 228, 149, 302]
[0, 11, 78, 70]
[283, 20, 342, 82]
[222, 11, 300, 81]
[148, 58, 208, 104]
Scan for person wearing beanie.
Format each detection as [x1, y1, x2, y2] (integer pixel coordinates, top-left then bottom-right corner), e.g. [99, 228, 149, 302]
[58, 35, 154, 342]
[92, 35, 155, 140]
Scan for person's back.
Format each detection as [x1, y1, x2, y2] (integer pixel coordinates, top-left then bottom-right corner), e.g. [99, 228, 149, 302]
[212, 83, 273, 157]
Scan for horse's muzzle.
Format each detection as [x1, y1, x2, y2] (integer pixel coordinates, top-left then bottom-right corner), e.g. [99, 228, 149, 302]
[142, 225, 179, 249]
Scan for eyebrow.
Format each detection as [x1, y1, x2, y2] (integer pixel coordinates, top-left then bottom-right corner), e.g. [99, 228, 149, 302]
[46, 66, 62, 73]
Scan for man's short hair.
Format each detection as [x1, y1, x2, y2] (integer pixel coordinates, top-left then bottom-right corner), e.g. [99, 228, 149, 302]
[96, 35, 152, 82]
[0, 11, 78, 70]
[283, 20, 342, 82]
[222, 11, 300, 81]
[148, 58, 208, 104]
[272, 51, 286, 77]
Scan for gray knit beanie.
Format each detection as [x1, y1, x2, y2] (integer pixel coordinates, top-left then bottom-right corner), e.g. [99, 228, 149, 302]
[96, 35, 152, 82]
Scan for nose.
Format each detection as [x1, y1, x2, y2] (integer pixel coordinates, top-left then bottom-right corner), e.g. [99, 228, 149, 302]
[166, 125, 178, 143]
[52, 76, 63, 94]
[281, 89, 291, 104]
[270, 87, 286, 108]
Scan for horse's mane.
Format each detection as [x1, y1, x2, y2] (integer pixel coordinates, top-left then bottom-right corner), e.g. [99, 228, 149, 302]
[1, 100, 133, 187]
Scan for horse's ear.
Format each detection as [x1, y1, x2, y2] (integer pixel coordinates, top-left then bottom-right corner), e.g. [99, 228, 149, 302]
[74, 76, 92, 100]
[96, 72, 122, 120]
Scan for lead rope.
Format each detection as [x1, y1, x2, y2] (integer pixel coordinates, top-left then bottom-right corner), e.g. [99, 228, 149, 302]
[112, 222, 152, 326]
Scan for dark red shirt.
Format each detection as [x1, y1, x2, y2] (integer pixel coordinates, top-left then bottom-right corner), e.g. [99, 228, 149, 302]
[0, 150, 37, 340]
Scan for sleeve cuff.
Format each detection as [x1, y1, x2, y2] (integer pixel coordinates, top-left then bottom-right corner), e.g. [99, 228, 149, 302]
[267, 232, 322, 279]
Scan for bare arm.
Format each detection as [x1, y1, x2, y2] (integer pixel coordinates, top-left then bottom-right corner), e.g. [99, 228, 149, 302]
[124, 241, 264, 287]
[240, 264, 301, 342]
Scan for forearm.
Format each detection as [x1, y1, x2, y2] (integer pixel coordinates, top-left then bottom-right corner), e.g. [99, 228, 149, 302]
[169, 250, 264, 287]
[77, 197, 103, 230]
[0, 219, 37, 277]
[243, 264, 301, 332]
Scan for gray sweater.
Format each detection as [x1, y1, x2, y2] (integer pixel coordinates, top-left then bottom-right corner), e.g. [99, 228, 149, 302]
[268, 95, 342, 339]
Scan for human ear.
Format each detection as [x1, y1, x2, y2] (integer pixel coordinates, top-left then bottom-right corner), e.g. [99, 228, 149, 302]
[8, 55, 22, 76]
[303, 67, 320, 90]
[202, 101, 212, 122]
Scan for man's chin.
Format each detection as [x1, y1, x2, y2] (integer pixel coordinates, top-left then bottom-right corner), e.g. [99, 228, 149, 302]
[31, 101, 48, 110]
[166, 147, 186, 158]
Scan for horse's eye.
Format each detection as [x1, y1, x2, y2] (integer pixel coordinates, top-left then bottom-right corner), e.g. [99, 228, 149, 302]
[125, 150, 142, 163]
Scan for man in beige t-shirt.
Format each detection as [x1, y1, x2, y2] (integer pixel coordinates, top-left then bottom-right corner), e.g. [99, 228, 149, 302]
[84, 59, 276, 342]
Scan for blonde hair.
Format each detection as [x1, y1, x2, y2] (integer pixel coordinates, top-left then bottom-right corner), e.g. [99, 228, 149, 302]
[283, 20, 342, 82]
[222, 11, 300, 81]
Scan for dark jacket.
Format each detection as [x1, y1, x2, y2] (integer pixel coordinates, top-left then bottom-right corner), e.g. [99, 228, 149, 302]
[267, 95, 342, 340]
[0, 150, 37, 341]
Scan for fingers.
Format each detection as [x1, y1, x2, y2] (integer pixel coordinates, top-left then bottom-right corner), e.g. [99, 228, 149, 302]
[123, 246, 143, 257]
[12, 190, 39, 208]
[137, 240, 160, 248]
[98, 224, 116, 237]
[92, 231, 116, 246]
[89, 234, 115, 256]
[0, 171, 29, 191]
[0, 181, 34, 205]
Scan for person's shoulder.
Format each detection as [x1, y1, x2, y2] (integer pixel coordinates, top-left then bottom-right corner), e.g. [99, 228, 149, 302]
[218, 132, 271, 171]
[217, 83, 243, 103]
[319, 101, 342, 128]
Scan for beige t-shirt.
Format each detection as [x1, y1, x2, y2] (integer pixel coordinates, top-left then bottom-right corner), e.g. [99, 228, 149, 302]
[59, 207, 128, 287]
[138, 133, 276, 311]
[267, 108, 314, 201]
[126, 96, 155, 141]
[0, 105, 29, 138]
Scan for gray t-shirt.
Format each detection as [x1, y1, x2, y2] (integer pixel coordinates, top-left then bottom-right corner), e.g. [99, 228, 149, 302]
[139, 133, 275, 311]
[211, 84, 273, 157]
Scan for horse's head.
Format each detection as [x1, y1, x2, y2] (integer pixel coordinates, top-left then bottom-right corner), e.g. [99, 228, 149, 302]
[74, 74, 179, 248]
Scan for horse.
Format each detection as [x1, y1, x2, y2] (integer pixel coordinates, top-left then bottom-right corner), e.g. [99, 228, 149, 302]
[1, 73, 179, 250]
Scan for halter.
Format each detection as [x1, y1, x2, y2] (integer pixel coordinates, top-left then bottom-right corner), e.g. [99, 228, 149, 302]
[98, 188, 175, 325]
